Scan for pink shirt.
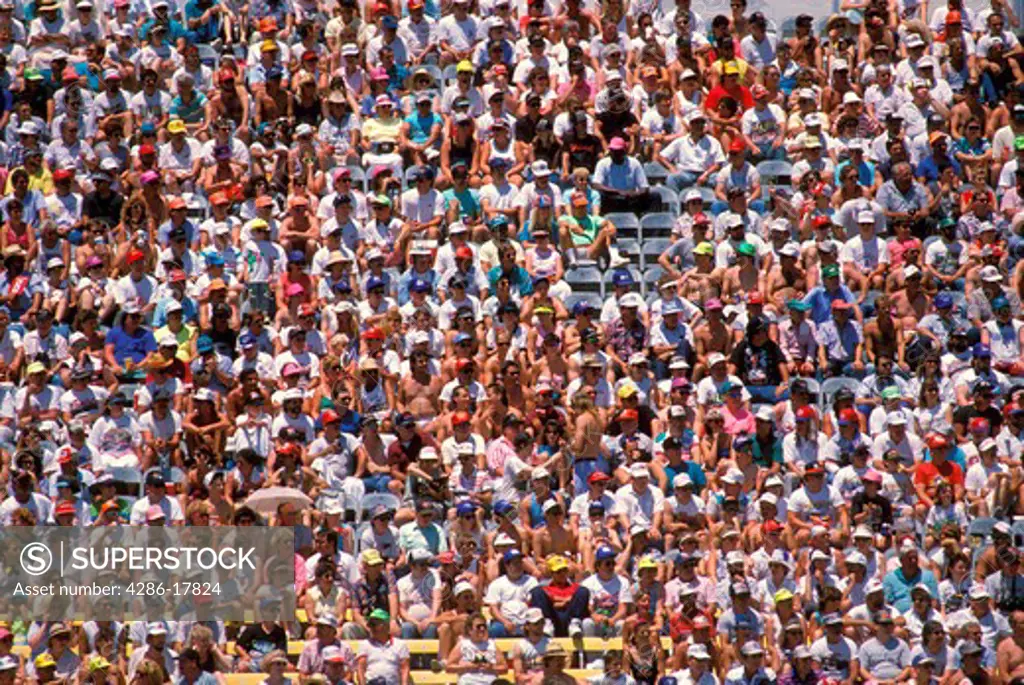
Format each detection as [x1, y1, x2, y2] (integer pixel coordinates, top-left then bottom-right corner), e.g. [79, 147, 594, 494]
[722, 405, 755, 436]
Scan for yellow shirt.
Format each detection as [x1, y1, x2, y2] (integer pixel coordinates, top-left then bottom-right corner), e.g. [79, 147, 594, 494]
[155, 323, 196, 363]
[5, 166, 53, 195]
[361, 116, 402, 145]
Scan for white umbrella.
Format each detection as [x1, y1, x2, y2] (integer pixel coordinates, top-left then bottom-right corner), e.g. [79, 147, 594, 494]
[244, 487, 313, 515]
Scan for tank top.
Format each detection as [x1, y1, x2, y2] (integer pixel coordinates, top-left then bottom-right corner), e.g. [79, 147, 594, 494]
[5, 224, 28, 249]
[450, 137, 475, 169]
[529, 247, 559, 279]
[527, 493, 547, 528]
[361, 382, 388, 417]
[293, 95, 322, 126]
[515, 636, 549, 674]
[489, 138, 516, 166]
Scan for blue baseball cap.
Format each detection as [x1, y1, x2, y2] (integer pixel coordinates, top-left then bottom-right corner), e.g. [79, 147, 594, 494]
[287, 250, 306, 263]
[993, 295, 1010, 311]
[493, 501, 515, 516]
[502, 549, 523, 564]
[455, 501, 476, 516]
[733, 434, 752, 450]
[488, 215, 509, 230]
[140, 121, 156, 135]
[934, 293, 952, 309]
[595, 546, 616, 561]
[381, 14, 398, 29]
[454, 332, 472, 344]
[205, 251, 225, 266]
[267, 65, 284, 80]
[973, 343, 992, 358]
[55, 477, 72, 489]
[239, 333, 257, 349]
[366, 275, 385, 291]
[410, 278, 430, 293]
[572, 300, 593, 316]
[196, 335, 214, 353]
[612, 270, 634, 287]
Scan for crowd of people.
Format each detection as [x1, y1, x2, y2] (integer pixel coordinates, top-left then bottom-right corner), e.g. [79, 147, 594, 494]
[4, 0, 1024, 682]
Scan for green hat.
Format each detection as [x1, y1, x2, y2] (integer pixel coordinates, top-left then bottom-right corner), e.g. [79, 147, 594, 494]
[787, 299, 810, 312]
[24, 67, 43, 81]
[937, 217, 956, 229]
[368, 609, 390, 622]
[881, 386, 901, 401]
[822, 263, 840, 278]
[694, 242, 715, 256]
[1015, 135, 1024, 151]
[371, 194, 392, 207]
[736, 242, 756, 257]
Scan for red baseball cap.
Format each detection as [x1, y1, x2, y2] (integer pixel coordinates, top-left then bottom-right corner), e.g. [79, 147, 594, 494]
[168, 197, 187, 210]
[587, 471, 612, 484]
[748, 291, 765, 305]
[321, 409, 341, 425]
[456, 358, 474, 371]
[618, 408, 639, 422]
[362, 327, 385, 340]
[968, 417, 990, 434]
[127, 249, 145, 264]
[452, 411, 471, 426]
[53, 168, 73, 181]
[796, 406, 817, 421]
[139, 143, 156, 156]
[925, 433, 948, 450]
[763, 519, 784, 533]
[54, 501, 76, 517]
[455, 246, 473, 259]
[838, 408, 859, 425]
[729, 138, 746, 153]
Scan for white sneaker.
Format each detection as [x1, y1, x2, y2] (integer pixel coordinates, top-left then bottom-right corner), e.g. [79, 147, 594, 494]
[569, 618, 583, 637]
[543, 619, 555, 637]
[608, 247, 631, 269]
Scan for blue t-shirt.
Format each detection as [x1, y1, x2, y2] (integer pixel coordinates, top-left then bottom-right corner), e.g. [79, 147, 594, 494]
[883, 566, 938, 613]
[105, 326, 158, 366]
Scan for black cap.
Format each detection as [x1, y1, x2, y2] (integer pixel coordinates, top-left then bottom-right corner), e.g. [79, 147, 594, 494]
[146, 472, 166, 487]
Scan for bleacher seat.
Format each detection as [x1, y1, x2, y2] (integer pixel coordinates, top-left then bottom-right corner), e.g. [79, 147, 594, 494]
[605, 212, 640, 241]
[641, 239, 672, 270]
[820, 377, 864, 412]
[197, 44, 219, 68]
[698, 186, 716, 210]
[355, 493, 401, 523]
[566, 266, 604, 296]
[644, 162, 669, 186]
[755, 160, 794, 187]
[651, 185, 680, 215]
[642, 266, 666, 296]
[640, 213, 676, 241]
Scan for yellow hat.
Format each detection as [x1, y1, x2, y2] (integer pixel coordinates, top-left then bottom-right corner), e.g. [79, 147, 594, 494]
[35, 654, 57, 669]
[261, 39, 279, 52]
[167, 119, 186, 134]
[456, 59, 475, 73]
[774, 589, 794, 603]
[693, 242, 715, 256]
[89, 656, 111, 673]
[361, 549, 385, 566]
[547, 555, 569, 572]
[25, 361, 46, 375]
[617, 383, 638, 399]
[249, 218, 269, 230]
[637, 556, 658, 571]
[723, 61, 741, 75]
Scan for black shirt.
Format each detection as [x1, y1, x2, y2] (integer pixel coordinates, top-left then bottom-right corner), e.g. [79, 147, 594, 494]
[952, 404, 1003, 434]
[730, 339, 786, 386]
[83, 190, 124, 227]
[236, 623, 288, 661]
[596, 109, 638, 143]
[562, 130, 602, 172]
[849, 491, 893, 531]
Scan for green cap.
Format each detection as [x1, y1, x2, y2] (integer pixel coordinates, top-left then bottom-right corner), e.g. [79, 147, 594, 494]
[368, 609, 391, 622]
[787, 299, 810, 312]
[694, 242, 715, 256]
[881, 386, 901, 400]
[371, 194, 392, 207]
[1015, 135, 1024, 151]
[937, 217, 956, 229]
[822, 263, 840, 278]
[24, 67, 43, 81]
[736, 242, 756, 257]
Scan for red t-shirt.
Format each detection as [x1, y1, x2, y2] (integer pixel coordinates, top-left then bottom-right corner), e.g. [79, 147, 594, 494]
[543, 581, 579, 603]
[706, 84, 754, 112]
[913, 459, 963, 489]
